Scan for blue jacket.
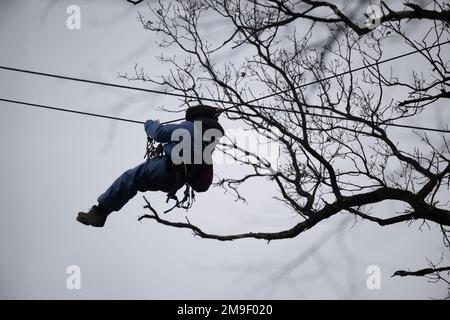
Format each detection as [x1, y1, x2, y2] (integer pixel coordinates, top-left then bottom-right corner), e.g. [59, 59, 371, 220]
[145, 120, 196, 158]
[145, 119, 224, 192]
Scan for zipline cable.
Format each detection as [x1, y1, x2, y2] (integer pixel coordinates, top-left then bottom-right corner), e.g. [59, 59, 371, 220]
[0, 98, 145, 124]
[0, 39, 448, 119]
[0, 40, 449, 131]
[1, 97, 449, 133]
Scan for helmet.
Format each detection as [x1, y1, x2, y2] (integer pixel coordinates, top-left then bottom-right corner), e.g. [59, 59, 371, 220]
[185, 105, 222, 121]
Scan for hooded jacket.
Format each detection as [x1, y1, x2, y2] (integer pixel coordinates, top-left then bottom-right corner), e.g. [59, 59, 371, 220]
[144, 117, 224, 192]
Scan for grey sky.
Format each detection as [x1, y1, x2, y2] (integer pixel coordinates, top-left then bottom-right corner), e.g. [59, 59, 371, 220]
[0, 0, 448, 299]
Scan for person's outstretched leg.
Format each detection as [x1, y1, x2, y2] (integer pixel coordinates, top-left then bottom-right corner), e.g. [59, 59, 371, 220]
[77, 162, 148, 227]
[96, 162, 149, 214]
[77, 157, 180, 227]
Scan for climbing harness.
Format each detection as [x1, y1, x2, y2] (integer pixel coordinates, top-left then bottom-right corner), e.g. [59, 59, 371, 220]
[144, 137, 163, 160]
[144, 137, 195, 214]
[165, 183, 196, 214]
[142, 105, 222, 214]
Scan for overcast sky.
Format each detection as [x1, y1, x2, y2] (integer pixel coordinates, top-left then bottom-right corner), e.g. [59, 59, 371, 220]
[0, 0, 448, 299]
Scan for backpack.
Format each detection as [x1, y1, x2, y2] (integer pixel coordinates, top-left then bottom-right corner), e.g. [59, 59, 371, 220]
[186, 163, 214, 192]
[184, 117, 223, 192]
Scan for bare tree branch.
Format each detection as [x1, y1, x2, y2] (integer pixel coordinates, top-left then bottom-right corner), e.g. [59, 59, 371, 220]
[393, 266, 450, 277]
[131, 0, 450, 290]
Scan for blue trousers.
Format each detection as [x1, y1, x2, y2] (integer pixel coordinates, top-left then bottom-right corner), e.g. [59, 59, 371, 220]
[97, 156, 184, 215]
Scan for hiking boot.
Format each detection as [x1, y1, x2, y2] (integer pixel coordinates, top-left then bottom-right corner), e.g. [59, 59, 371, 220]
[76, 205, 108, 227]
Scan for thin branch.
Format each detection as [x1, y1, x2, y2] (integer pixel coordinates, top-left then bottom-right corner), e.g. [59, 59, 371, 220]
[393, 266, 450, 277]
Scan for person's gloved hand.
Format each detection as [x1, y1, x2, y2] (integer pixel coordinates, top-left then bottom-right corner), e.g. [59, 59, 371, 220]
[144, 119, 160, 139]
[145, 119, 160, 126]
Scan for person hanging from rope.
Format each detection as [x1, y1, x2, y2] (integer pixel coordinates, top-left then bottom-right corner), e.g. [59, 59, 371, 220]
[76, 105, 224, 227]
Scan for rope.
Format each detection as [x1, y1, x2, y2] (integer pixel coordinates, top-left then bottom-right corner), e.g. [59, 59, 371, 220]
[0, 97, 144, 124]
[0, 40, 449, 123]
[1, 97, 449, 133]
